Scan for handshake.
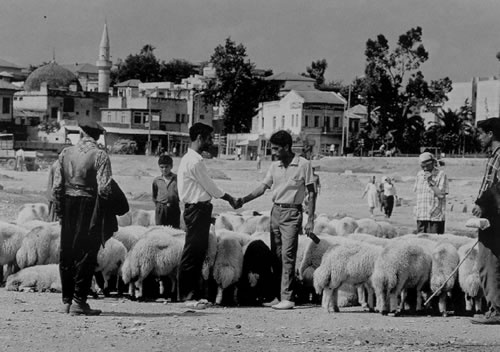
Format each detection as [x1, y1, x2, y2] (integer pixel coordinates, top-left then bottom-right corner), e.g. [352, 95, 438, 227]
[224, 194, 245, 210]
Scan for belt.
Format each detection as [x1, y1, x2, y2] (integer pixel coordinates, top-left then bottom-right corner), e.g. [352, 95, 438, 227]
[185, 200, 211, 206]
[274, 203, 302, 210]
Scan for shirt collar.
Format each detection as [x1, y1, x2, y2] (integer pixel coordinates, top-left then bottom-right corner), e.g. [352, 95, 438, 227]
[278, 154, 299, 167]
[491, 145, 500, 157]
[187, 148, 203, 160]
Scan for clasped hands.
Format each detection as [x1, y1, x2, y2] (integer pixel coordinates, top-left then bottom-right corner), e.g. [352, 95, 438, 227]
[226, 195, 244, 210]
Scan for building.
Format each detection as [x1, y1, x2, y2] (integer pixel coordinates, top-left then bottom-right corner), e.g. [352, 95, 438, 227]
[96, 22, 112, 93]
[241, 89, 345, 157]
[264, 72, 316, 98]
[0, 58, 27, 82]
[61, 63, 99, 92]
[0, 80, 20, 130]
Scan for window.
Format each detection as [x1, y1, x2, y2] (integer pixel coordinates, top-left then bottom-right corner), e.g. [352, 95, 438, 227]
[314, 116, 319, 127]
[334, 117, 340, 128]
[86, 110, 90, 116]
[261, 117, 264, 129]
[51, 107, 58, 118]
[281, 116, 285, 128]
[63, 97, 74, 112]
[133, 112, 142, 124]
[176, 113, 181, 123]
[273, 116, 276, 129]
[181, 114, 186, 123]
[304, 115, 309, 127]
[2, 97, 10, 114]
[121, 112, 126, 124]
[200, 114, 205, 120]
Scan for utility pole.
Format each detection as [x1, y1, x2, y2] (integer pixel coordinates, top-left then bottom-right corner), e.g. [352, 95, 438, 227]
[341, 85, 352, 156]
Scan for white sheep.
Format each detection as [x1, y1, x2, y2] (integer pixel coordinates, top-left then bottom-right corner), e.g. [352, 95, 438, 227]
[355, 218, 382, 236]
[458, 241, 483, 313]
[377, 221, 398, 238]
[313, 240, 383, 313]
[237, 214, 270, 235]
[113, 225, 150, 251]
[121, 227, 185, 299]
[330, 216, 358, 236]
[201, 226, 218, 281]
[429, 242, 460, 316]
[249, 231, 271, 249]
[16, 203, 49, 224]
[347, 233, 390, 247]
[417, 233, 475, 250]
[6, 264, 61, 292]
[131, 209, 156, 227]
[16, 223, 61, 269]
[371, 240, 432, 315]
[0, 221, 29, 280]
[117, 212, 133, 227]
[313, 217, 336, 236]
[216, 229, 252, 247]
[95, 237, 127, 296]
[19, 220, 57, 231]
[214, 212, 244, 232]
[213, 234, 244, 305]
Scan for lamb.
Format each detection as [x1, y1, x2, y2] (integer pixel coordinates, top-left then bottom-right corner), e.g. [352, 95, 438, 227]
[113, 225, 150, 251]
[16, 223, 61, 269]
[131, 209, 156, 227]
[0, 221, 29, 281]
[458, 241, 484, 313]
[213, 234, 245, 305]
[19, 220, 57, 231]
[429, 242, 460, 316]
[16, 203, 49, 224]
[216, 229, 252, 247]
[329, 216, 357, 236]
[355, 218, 382, 236]
[117, 212, 133, 227]
[214, 213, 244, 232]
[121, 228, 185, 299]
[417, 233, 474, 250]
[313, 240, 383, 313]
[249, 231, 271, 249]
[237, 214, 270, 235]
[6, 264, 61, 292]
[238, 239, 275, 306]
[313, 217, 336, 236]
[95, 237, 127, 296]
[371, 240, 432, 315]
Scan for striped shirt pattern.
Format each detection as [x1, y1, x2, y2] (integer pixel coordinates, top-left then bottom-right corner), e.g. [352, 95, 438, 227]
[477, 146, 500, 199]
[413, 168, 448, 221]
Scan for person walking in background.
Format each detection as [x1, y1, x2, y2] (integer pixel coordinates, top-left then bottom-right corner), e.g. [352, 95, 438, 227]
[152, 154, 180, 228]
[177, 123, 238, 309]
[382, 176, 397, 218]
[362, 175, 379, 218]
[471, 117, 500, 324]
[46, 159, 59, 222]
[256, 154, 262, 170]
[52, 121, 111, 316]
[236, 130, 316, 310]
[15, 148, 25, 171]
[414, 152, 449, 234]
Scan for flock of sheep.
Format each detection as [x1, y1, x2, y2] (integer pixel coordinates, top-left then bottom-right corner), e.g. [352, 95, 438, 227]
[0, 202, 484, 317]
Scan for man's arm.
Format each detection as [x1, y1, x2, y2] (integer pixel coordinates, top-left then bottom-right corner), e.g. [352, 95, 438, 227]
[304, 184, 316, 235]
[52, 154, 65, 220]
[240, 183, 269, 206]
[95, 151, 113, 199]
[428, 173, 447, 199]
[152, 179, 158, 203]
[192, 159, 225, 199]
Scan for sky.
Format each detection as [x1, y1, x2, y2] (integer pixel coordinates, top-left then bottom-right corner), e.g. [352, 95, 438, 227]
[2, 0, 500, 84]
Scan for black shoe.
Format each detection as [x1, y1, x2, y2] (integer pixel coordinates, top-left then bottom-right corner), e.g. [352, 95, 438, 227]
[70, 302, 101, 316]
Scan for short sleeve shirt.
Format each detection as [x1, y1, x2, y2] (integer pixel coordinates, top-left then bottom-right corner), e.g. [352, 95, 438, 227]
[262, 155, 314, 204]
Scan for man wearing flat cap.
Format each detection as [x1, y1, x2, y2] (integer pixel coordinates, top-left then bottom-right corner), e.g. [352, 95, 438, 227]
[413, 151, 449, 234]
[52, 120, 111, 316]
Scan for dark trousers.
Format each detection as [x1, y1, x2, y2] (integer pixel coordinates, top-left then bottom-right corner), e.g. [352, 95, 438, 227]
[478, 240, 500, 313]
[270, 205, 303, 301]
[417, 220, 445, 234]
[59, 196, 101, 304]
[383, 195, 394, 217]
[177, 202, 213, 301]
[155, 203, 181, 228]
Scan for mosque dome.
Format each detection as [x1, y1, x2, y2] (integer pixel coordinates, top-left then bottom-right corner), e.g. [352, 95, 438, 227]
[24, 61, 82, 92]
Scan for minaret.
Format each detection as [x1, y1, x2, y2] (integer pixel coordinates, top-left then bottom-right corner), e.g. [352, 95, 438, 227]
[96, 22, 112, 93]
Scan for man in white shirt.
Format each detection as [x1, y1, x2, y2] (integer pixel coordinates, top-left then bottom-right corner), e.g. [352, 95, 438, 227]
[15, 148, 25, 171]
[177, 123, 237, 307]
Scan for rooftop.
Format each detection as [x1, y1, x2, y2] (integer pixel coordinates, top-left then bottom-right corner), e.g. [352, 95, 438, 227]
[294, 90, 346, 105]
[265, 72, 315, 82]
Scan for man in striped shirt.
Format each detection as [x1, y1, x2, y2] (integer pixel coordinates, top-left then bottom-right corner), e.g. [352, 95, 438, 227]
[471, 117, 500, 325]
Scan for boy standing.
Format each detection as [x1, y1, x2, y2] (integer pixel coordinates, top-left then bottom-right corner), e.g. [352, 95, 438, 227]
[152, 155, 180, 228]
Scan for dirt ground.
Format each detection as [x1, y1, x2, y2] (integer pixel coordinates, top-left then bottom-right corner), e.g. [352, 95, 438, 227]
[1, 155, 498, 352]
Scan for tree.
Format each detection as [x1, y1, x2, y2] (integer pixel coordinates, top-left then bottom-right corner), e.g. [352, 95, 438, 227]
[204, 37, 279, 133]
[159, 59, 197, 84]
[112, 44, 162, 84]
[303, 59, 328, 88]
[361, 27, 452, 153]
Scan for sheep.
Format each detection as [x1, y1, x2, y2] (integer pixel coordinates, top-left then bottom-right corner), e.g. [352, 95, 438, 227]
[250, 231, 271, 249]
[131, 209, 155, 227]
[355, 218, 382, 236]
[214, 212, 244, 232]
[16, 203, 49, 224]
[6, 264, 61, 292]
[216, 229, 252, 247]
[0, 221, 29, 281]
[429, 242, 460, 316]
[121, 227, 185, 300]
[19, 220, 58, 231]
[213, 234, 244, 305]
[417, 233, 474, 250]
[238, 239, 275, 306]
[347, 233, 390, 247]
[330, 216, 358, 236]
[16, 223, 61, 269]
[372, 240, 432, 315]
[313, 240, 383, 313]
[95, 237, 127, 296]
[117, 212, 133, 227]
[458, 241, 484, 314]
[237, 214, 270, 235]
[113, 225, 150, 251]
[377, 221, 398, 238]
[313, 217, 336, 236]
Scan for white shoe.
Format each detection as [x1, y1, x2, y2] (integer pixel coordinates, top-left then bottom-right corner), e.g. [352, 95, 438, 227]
[272, 300, 295, 310]
[262, 298, 279, 307]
